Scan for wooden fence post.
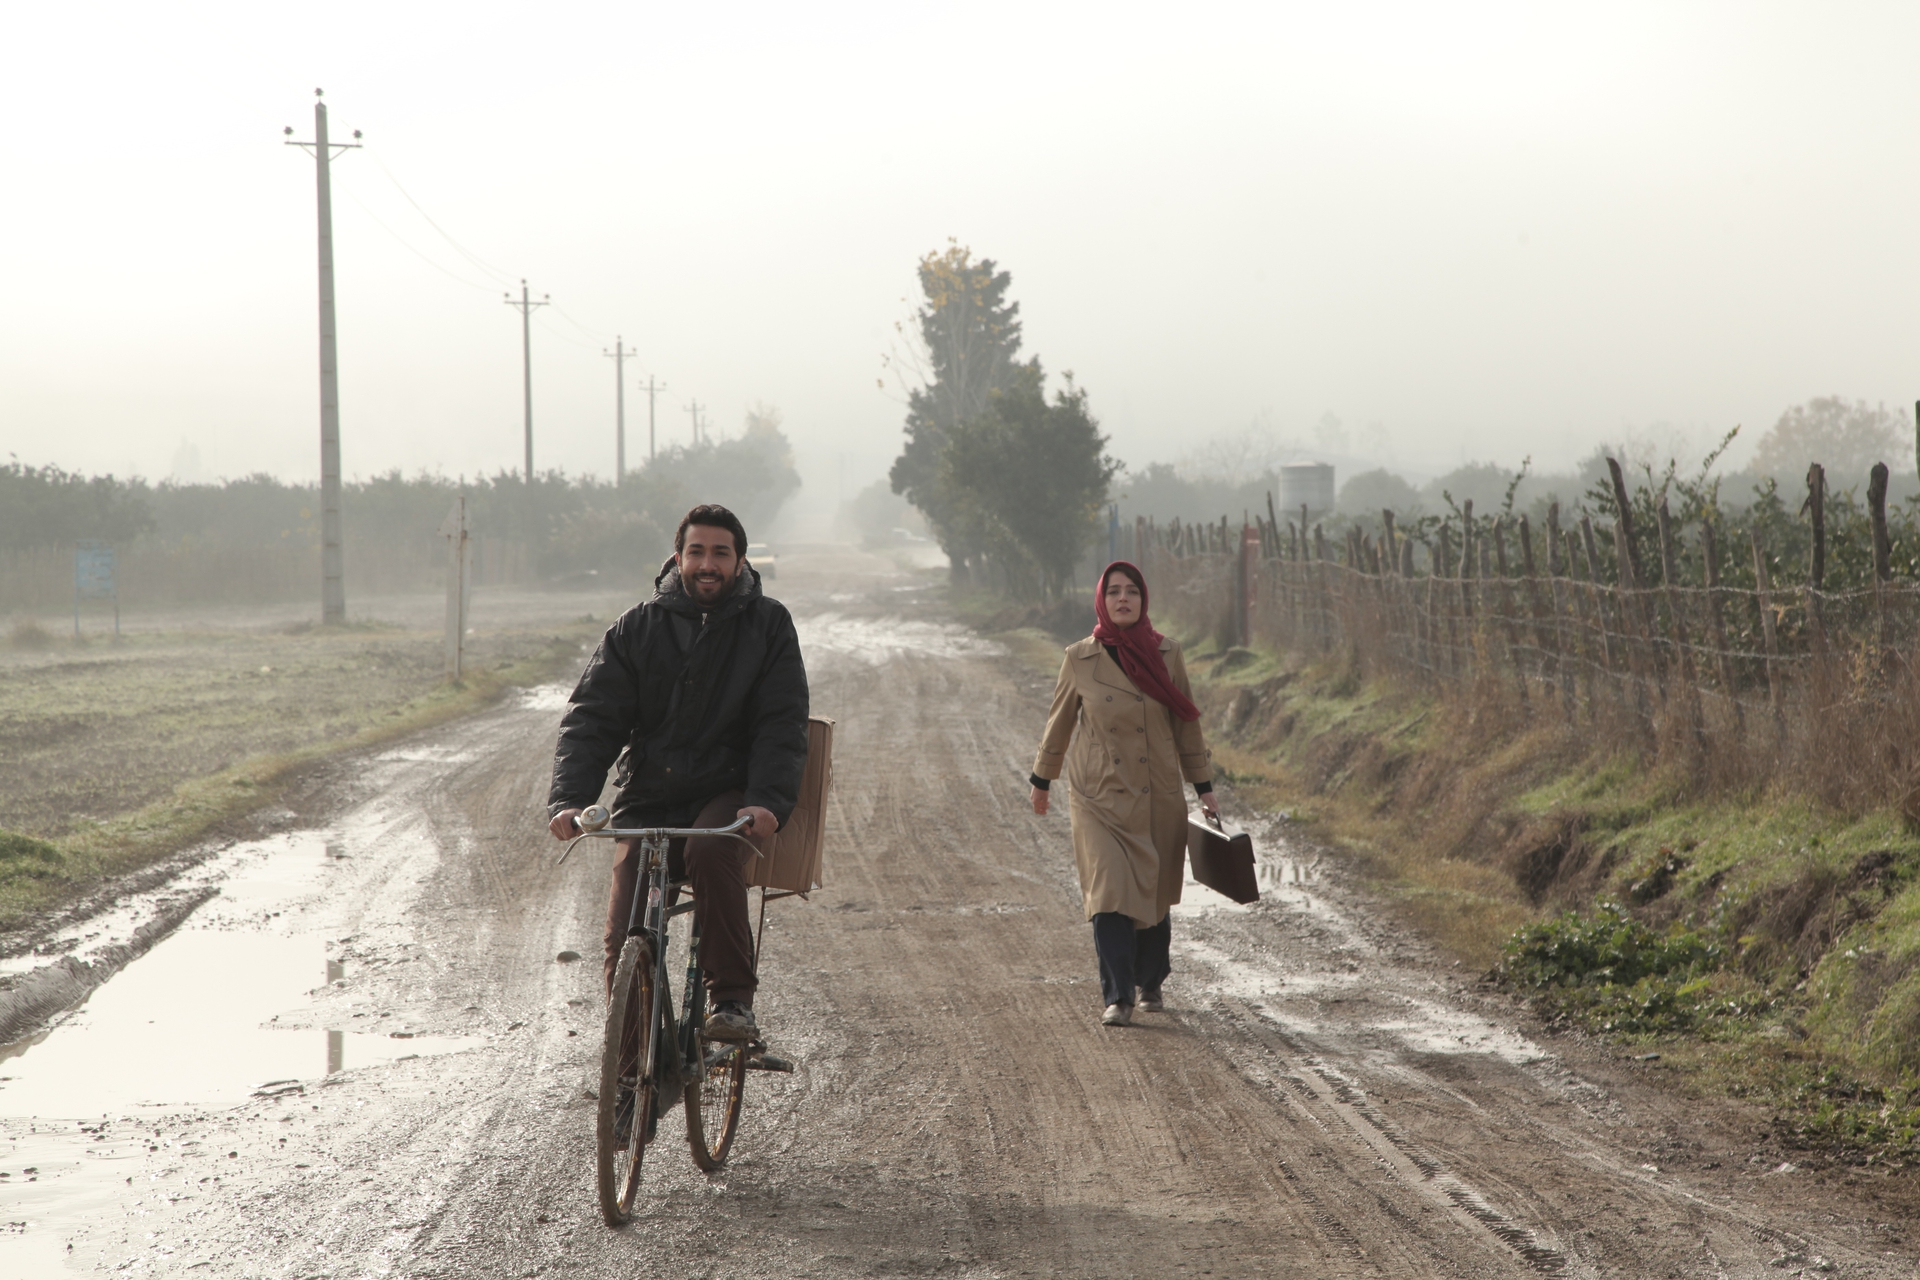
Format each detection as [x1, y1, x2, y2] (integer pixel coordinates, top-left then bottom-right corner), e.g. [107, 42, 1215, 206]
[1656, 495, 1708, 753]
[1459, 503, 1478, 682]
[1492, 516, 1530, 708]
[1543, 504, 1578, 717]
[1870, 461, 1892, 649]
[1750, 528, 1787, 743]
[1578, 514, 1618, 680]
[1605, 456, 1661, 690]
[1699, 519, 1744, 732]
[1805, 462, 1827, 649]
[1239, 521, 1256, 647]
[1518, 514, 1560, 714]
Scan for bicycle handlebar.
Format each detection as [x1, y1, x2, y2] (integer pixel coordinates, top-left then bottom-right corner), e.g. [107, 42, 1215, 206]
[556, 804, 759, 866]
[574, 804, 756, 842]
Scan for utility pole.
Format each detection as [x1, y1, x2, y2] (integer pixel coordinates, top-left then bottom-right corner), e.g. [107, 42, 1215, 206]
[504, 280, 549, 482]
[284, 89, 360, 626]
[686, 399, 704, 446]
[644, 375, 666, 463]
[603, 337, 631, 484]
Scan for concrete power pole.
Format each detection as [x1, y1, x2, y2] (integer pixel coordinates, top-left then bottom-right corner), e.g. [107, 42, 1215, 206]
[284, 89, 360, 626]
[686, 399, 704, 446]
[504, 281, 549, 482]
[604, 337, 630, 484]
[645, 376, 666, 462]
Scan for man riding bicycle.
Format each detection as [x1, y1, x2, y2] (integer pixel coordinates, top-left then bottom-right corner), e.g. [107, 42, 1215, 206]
[547, 503, 809, 1047]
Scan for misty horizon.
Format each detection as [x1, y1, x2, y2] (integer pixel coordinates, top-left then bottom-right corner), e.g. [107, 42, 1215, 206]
[7, 3, 1920, 540]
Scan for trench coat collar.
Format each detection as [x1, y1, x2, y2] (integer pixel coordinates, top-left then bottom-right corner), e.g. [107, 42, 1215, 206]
[1072, 632, 1175, 696]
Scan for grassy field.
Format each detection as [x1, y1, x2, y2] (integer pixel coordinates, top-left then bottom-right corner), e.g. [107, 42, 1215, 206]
[0, 590, 622, 931]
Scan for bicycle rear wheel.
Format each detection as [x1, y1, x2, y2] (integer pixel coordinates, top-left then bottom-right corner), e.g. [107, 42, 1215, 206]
[597, 935, 658, 1227]
[684, 1027, 748, 1171]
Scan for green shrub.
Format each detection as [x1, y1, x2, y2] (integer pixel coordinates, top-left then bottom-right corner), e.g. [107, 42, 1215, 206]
[1499, 902, 1724, 1033]
[0, 832, 65, 884]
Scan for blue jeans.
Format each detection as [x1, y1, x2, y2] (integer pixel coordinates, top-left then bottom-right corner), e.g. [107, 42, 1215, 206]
[1092, 912, 1171, 1007]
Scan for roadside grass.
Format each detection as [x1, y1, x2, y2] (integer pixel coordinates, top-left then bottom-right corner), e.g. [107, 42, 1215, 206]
[1163, 628, 1920, 1169]
[0, 619, 598, 933]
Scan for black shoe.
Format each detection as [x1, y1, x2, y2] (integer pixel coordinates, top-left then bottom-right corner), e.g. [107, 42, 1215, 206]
[704, 1001, 757, 1043]
[1138, 989, 1164, 1012]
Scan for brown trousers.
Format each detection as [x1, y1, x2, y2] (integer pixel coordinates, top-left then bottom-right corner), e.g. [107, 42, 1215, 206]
[602, 790, 765, 1006]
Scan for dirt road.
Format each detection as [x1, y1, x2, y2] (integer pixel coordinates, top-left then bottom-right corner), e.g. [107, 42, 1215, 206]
[1, 547, 1914, 1278]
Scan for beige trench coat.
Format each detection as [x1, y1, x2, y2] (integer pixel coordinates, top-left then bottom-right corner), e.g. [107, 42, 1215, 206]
[1032, 636, 1212, 927]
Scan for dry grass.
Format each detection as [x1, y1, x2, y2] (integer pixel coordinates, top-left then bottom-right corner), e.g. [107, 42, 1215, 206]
[0, 617, 599, 929]
[5, 617, 54, 651]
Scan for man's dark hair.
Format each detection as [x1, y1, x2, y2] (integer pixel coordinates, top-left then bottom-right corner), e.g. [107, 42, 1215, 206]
[675, 504, 748, 558]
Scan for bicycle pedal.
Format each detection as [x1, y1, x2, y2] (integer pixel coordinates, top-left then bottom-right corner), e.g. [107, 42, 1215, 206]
[747, 1051, 795, 1073]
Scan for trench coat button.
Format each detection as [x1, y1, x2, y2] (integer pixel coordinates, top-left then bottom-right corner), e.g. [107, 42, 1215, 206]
[1138, 756, 1147, 763]
[1136, 695, 1143, 701]
[1105, 695, 1113, 702]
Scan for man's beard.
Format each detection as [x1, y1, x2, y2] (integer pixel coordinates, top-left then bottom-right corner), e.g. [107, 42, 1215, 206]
[687, 569, 734, 602]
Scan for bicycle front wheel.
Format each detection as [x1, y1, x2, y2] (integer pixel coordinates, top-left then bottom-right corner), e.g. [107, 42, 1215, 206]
[684, 1026, 749, 1172]
[597, 935, 658, 1227]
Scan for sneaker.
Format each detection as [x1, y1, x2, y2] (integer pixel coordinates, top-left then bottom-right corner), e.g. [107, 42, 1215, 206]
[1101, 1003, 1133, 1027]
[705, 1001, 758, 1043]
[1137, 989, 1164, 1012]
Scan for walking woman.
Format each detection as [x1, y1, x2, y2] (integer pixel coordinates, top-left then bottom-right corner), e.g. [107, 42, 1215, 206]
[1029, 561, 1217, 1027]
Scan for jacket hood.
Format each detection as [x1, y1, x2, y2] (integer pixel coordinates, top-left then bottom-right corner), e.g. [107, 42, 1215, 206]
[651, 555, 763, 618]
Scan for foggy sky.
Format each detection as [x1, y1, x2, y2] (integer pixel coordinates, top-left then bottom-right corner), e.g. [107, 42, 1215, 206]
[4, 2, 1917, 531]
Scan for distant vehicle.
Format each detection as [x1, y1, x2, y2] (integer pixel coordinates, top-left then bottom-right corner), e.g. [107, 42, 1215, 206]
[747, 542, 777, 580]
[890, 527, 928, 544]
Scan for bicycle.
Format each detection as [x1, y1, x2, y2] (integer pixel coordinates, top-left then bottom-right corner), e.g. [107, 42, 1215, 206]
[565, 803, 796, 1227]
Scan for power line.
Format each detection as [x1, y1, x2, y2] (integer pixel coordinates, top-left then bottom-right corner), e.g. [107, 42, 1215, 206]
[367, 150, 516, 287]
[333, 176, 498, 293]
[529, 311, 600, 353]
[552, 302, 611, 344]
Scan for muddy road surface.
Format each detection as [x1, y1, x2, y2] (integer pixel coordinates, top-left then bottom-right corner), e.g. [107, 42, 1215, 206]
[1, 547, 1913, 1278]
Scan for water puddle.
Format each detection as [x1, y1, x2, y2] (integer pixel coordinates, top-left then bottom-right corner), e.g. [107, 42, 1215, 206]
[518, 684, 572, 712]
[1174, 817, 1549, 1068]
[1172, 817, 1336, 924]
[0, 831, 476, 1265]
[795, 612, 1007, 666]
[374, 744, 479, 765]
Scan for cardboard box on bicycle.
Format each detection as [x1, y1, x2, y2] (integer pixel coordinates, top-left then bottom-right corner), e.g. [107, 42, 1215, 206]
[749, 715, 834, 895]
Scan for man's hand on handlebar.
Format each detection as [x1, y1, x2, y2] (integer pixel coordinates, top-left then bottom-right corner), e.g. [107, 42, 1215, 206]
[549, 808, 583, 841]
[737, 805, 778, 837]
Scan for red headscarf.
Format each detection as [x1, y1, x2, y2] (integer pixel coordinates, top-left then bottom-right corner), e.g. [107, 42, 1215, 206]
[1092, 561, 1199, 722]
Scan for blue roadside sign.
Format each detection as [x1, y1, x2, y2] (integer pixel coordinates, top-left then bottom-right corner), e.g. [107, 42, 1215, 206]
[75, 542, 115, 599]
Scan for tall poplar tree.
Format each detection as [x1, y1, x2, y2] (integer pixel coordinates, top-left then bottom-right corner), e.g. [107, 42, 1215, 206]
[888, 244, 1025, 579]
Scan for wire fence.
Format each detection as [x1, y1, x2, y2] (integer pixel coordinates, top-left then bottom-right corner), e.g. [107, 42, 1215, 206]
[1123, 495, 1920, 814]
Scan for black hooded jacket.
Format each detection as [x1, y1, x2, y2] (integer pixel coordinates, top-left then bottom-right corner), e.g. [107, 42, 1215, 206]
[547, 557, 809, 827]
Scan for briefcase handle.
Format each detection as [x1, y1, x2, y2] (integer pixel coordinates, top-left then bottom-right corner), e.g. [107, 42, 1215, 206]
[1201, 809, 1225, 833]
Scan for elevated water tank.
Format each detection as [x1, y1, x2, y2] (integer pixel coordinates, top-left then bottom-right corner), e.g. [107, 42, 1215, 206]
[1278, 463, 1336, 521]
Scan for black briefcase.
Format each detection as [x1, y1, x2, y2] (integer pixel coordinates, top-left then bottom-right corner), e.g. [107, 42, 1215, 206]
[1187, 812, 1260, 904]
